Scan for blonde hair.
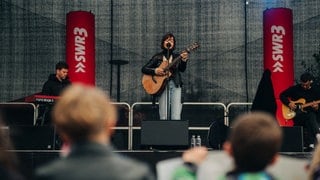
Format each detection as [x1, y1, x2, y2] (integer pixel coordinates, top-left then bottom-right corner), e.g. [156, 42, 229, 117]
[52, 84, 117, 142]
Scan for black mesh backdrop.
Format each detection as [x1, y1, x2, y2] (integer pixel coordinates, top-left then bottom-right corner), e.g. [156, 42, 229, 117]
[1, 0, 320, 105]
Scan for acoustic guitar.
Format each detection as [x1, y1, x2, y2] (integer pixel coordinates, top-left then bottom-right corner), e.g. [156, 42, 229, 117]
[142, 42, 199, 95]
[282, 98, 320, 119]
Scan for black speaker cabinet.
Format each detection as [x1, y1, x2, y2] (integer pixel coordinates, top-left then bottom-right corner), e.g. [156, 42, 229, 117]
[9, 126, 56, 150]
[141, 120, 189, 149]
[0, 103, 36, 126]
[281, 126, 303, 152]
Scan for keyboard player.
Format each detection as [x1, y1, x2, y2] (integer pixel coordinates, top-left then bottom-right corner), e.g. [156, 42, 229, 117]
[42, 61, 71, 96]
[38, 61, 71, 125]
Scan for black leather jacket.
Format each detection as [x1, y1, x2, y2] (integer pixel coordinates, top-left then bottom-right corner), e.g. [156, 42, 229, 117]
[141, 51, 187, 87]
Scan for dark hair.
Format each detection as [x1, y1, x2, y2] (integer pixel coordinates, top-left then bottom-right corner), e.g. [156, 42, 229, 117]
[160, 32, 176, 50]
[229, 112, 282, 172]
[55, 61, 69, 70]
[300, 72, 313, 83]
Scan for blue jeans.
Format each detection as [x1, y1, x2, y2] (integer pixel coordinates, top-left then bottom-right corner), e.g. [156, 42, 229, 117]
[158, 80, 182, 120]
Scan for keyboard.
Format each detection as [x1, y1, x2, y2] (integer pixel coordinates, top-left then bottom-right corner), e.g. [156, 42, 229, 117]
[25, 95, 59, 103]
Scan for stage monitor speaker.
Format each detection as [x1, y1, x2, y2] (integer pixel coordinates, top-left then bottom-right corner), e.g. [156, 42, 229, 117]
[141, 120, 189, 149]
[0, 103, 35, 125]
[9, 126, 56, 150]
[281, 126, 303, 152]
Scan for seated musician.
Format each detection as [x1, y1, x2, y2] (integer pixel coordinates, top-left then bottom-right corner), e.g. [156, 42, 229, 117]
[38, 61, 71, 125]
[280, 72, 320, 151]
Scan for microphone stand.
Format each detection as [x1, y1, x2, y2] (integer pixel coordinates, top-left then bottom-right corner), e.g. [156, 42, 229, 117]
[166, 43, 171, 120]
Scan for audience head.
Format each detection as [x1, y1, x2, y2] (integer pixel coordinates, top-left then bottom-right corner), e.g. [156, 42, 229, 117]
[52, 84, 117, 144]
[224, 111, 282, 172]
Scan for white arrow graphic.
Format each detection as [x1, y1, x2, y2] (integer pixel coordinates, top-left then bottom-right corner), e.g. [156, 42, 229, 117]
[75, 62, 86, 73]
[273, 61, 284, 72]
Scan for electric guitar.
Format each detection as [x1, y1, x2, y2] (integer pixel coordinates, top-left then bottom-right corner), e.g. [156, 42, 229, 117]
[141, 42, 199, 95]
[282, 98, 320, 119]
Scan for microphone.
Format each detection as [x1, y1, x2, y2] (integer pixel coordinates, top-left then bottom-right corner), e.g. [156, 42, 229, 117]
[166, 42, 171, 49]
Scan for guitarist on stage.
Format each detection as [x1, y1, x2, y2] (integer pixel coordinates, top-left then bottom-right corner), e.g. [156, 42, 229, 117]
[280, 72, 320, 151]
[141, 33, 189, 120]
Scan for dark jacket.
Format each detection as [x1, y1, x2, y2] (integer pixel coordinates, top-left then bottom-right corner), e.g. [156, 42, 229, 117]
[280, 84, 320, 113]
[251, 69, 277, 117]
[35, 142, 155, 180]
[42, 74, 71, 96]
[141, 50, 187, 88]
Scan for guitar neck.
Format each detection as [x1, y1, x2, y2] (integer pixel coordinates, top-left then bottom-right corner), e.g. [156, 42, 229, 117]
[163, 42, 199, 71]
[164, 55, 181, 71]
[302, 100, 320, 108]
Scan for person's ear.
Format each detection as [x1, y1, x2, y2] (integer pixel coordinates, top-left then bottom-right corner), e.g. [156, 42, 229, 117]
[105, 118, 116, 136]
[58, 131, 72, 144]
[223, 141, 233, 156]
[269, 153, 279, 165]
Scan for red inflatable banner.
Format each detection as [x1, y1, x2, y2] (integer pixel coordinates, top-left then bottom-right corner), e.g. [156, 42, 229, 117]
[263, 8, 294, 126]
[66, 11, 95, 85]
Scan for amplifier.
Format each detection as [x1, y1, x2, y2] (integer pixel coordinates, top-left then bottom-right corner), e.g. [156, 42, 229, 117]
[141, 120, 189, 149]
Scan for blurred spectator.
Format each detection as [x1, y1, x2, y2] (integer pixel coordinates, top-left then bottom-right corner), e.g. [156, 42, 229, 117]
[307, 134, 320, 180]
[172, 111, 282, 180]
[0, 115, 25, 180]
[35, 84, 154, 180]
